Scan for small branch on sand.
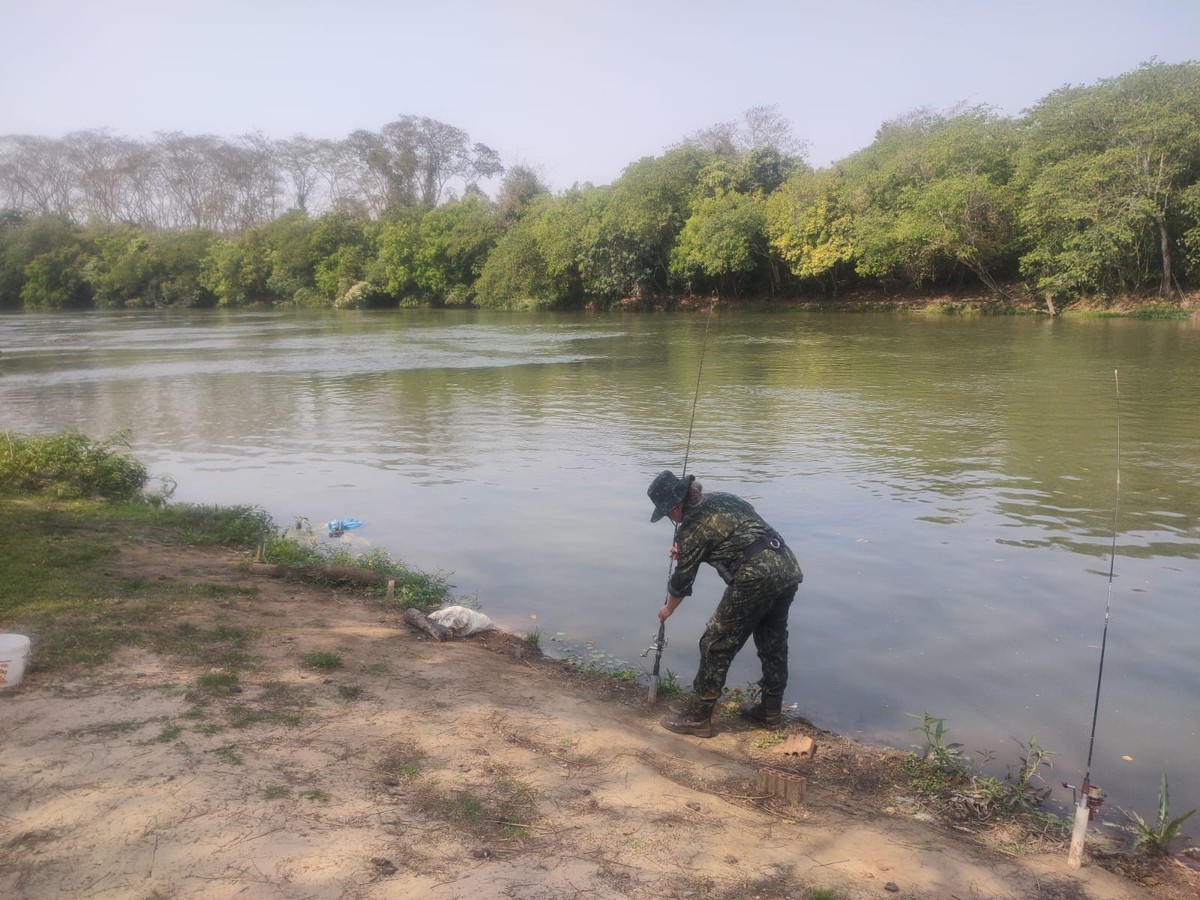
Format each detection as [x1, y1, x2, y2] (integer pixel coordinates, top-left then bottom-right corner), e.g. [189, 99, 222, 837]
[403, 607, 451, 642]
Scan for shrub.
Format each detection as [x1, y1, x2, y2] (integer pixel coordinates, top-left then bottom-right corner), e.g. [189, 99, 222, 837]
[0, 430, 147, 500]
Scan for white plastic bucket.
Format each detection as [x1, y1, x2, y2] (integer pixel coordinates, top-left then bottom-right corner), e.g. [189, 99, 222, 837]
[0, 634, 31, 689]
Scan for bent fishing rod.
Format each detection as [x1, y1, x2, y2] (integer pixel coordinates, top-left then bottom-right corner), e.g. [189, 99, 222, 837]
[645, 307, 714, 704]
[1066, 369, 1121, 867]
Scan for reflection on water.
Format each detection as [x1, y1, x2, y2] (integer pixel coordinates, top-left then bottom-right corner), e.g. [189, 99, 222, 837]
[2, 307, 1198, 823]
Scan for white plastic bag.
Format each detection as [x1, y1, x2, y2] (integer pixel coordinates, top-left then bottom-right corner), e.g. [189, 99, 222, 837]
[427, 605, 495, 637]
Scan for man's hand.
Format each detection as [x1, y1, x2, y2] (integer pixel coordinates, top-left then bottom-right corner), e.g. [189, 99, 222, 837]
[668, 543, 679, 561]
[658, 594, 682, 621]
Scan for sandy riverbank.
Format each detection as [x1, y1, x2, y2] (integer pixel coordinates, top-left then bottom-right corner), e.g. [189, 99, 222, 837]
[2, 538, 1195, 899]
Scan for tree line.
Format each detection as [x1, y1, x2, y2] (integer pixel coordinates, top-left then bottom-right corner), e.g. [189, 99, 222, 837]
[2, 61, 1197, 313]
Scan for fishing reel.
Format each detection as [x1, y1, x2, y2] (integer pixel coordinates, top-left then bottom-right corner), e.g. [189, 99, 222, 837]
[640, 631, 667, 658]
[1062, 780, 1106, 818]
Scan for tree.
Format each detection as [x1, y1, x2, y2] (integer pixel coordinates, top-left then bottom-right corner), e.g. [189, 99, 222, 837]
[476, 188, 592, 309]
[259, 211, 320, 304]
[678, 104, 809, 161]
[369, 207, 425, 302]
[766, 168, 855, 293]
[0, 135, 75, 216]
[494, 164, 549, 226]
[310, 211, 371, 303]
[88, 225, 215, 308]
[0, 214, 80, 308]
[841, 106, 1020, 289]
[200, 231, 274, 306]
[64, 130, 146, 224]
[670, 190, 769, 297]
[349, 116, 504, 211]
[578, 148, 707, 300]
[1017, 61, 1200, 301]
[275, 135, 328, 214]
[410, 193, 500, 305]
[21, 244, 91, 309]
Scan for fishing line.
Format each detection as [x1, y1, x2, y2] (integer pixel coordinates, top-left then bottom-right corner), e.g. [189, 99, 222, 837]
[674, 306, 716, 556]
[680, 308, 715, 480]
[646, 306, 715, 704]
[1082, 369, 1121, 791]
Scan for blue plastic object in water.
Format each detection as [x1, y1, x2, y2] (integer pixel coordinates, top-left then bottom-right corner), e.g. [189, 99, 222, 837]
[323, 518, 365, 532]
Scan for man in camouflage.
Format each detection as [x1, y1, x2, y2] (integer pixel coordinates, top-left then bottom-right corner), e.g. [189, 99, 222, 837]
[647, 470, 803, 738]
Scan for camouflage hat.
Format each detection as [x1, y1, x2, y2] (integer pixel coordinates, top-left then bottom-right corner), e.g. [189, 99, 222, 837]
[648, 470, 693, 522]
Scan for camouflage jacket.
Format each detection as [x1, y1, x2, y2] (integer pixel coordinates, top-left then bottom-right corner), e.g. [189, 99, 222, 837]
[667, 492, 802, 598]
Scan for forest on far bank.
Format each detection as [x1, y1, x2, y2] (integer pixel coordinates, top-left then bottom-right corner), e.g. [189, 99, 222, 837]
[2, 60, 1198, 315]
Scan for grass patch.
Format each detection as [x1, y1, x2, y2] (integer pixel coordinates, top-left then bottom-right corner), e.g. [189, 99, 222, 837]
[1, 432, 453, 679]
[265, 533, 452, 611]
[0, 493, 271, 674]
[223, 682, 312, 728]
[1131, 304, 1191, 320]
[194, 671, 242, 695]
[150, 724, 184, 743]
[211, 744, 244, 766]
[380, 741, 428, 780]
[303, 651, 344, 671]
[751, 732, 785, 750]
[437, 778, 540, 839]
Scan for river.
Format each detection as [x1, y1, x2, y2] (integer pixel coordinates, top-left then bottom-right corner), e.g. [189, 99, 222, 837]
[2, 307, 1197, 828]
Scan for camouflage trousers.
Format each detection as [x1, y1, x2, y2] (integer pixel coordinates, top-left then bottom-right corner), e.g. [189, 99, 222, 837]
[692, 580, 799, 701]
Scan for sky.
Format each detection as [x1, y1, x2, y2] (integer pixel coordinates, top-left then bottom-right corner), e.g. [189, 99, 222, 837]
[2, 0, 1197, 191]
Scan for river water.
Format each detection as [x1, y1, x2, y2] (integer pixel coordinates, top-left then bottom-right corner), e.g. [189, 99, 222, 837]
[2, 308, 1197, 827]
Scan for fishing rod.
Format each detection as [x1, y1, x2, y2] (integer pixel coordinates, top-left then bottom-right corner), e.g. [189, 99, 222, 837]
[645, 306, 715, 704]
[1067, 369, 1121, 869]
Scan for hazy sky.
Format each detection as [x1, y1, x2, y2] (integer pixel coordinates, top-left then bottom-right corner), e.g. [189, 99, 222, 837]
[3, 0, 1196, 190]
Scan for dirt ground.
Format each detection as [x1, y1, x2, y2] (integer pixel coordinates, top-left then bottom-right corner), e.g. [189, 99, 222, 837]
[2, 541, 1196, 900]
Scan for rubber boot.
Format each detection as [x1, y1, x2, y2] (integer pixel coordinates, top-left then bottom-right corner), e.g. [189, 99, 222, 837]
[739, 691, 784, 729]
[660, 697, 717, 738]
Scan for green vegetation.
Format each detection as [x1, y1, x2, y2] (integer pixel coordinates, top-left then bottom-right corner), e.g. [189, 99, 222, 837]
[898, 712, 1194, 860]
[1122, 775, 1195, 855]
[302, 651, 344, 671]
[379, 741, 427, 780]
[750, 731, 785, 750]
[441, 779, 540, 839]
[195, 671, 243, 695]
[657, 669, 684, 699]
[558, 639, 639, 681]
[902, 712, 1063, 824]
[908, 710, 969, 776]
[266, 528, 451, 610]
[0, 430, 453, 678]
[1, 430, 148, 500]
[2, 61, 1198, 312]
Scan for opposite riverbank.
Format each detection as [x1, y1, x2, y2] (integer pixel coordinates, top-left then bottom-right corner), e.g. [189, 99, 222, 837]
[662, 286, 1200, 318]
[1, 495, 1197, 899]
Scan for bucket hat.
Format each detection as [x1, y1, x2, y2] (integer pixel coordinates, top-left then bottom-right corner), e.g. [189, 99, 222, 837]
[648, 470, 694, 522]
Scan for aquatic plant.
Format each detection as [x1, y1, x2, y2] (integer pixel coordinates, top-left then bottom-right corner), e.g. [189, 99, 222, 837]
[1122, 775, 1195, 855]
